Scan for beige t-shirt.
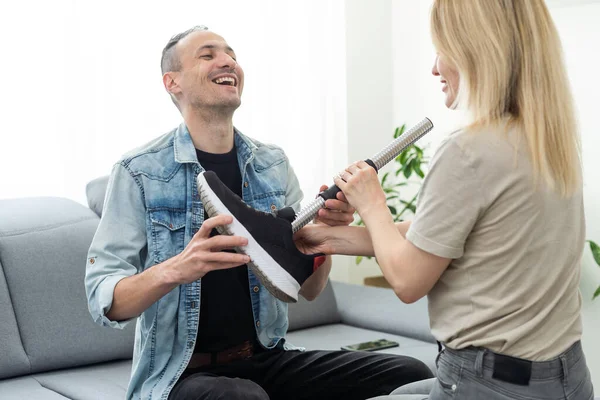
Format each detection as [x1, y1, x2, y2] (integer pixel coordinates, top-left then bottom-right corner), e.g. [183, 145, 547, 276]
[406, 124, 585, 361]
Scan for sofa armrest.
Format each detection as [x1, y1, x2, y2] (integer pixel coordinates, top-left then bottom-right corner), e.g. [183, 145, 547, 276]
[331, 281, 436, 344]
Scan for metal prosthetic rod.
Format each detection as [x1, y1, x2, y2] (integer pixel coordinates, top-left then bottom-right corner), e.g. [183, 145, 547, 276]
[291, 117, 434, 233]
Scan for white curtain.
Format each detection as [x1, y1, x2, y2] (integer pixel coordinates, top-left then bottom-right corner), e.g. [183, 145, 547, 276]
[0, 0, 346, 208]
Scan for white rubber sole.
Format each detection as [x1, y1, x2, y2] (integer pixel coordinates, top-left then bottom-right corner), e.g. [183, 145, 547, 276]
[197, 172, 300, 303]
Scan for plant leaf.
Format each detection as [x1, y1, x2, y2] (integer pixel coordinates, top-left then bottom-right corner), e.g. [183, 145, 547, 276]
[388, 205, 397, 215]
[386, 195, 399, 201]
[403, 160, 414, 179]
[381, 172, 389, 186]
[594, 285, 600, 300]
[399, 195, 418, 214]
[398, 124, 406, 136]
[399, 149, 409, 165]
[413, 162, 425, 178]
[355, 256, 363, 265]
[588, 240, 600, 266]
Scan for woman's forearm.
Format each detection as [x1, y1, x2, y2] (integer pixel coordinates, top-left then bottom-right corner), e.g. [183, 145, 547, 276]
[329, 226, 376, 256]
[363, 209, 407, 268]
[357, 208, 412, 292]
[327, 221, 411, 256]
[395, 220, 411, 238]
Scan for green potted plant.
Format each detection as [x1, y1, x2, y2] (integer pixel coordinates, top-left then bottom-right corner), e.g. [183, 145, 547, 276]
[354, 124, 429, 264]
[588, 240, 600, 300]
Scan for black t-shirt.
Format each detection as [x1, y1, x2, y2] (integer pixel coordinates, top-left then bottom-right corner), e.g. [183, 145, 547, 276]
[194, 146, 256, 353]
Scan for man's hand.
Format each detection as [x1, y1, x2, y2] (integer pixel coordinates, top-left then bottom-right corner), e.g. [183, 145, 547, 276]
[166, 214, 251, 285]
[313, 184, 355, 227]
[105, 214, 249, 323]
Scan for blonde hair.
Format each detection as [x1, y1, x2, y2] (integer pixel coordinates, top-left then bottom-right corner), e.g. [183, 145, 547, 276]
[431, 0, 581, 196]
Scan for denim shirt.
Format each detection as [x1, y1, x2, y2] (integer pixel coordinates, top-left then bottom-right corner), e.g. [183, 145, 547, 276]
[85, 124, 304, 400]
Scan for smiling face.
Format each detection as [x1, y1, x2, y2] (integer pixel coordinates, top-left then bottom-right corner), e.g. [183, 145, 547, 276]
[165, 30, 244, 113]
[432, 54, 460, 109]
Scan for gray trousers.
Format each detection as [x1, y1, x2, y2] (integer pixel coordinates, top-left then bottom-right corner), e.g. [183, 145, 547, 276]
[369, 341, 594, 400]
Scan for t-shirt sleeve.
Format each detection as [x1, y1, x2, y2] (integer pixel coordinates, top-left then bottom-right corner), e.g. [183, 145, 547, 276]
[406, 138, 486, 259]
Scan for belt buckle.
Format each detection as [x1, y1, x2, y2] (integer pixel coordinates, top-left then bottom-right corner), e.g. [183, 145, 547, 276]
[237, 340, 254, 359]
[218, 341, 254, 364]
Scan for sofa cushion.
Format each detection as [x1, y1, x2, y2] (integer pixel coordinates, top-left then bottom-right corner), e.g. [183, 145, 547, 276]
[32, 360, 131, 400]
[0, 376, 69, 399]
[86, 176, 109, 217]
[286, 323, 437, 375]
[0, 198, 135, 376]
[288, 280, 341, 331]
[0, 260, 30, 379]
[332, 282, 436, 344]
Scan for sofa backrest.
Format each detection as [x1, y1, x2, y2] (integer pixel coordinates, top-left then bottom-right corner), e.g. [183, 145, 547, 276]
[86, 176, 109, 217]
[0, 258, 30, 379]
[288, 280, 342, 331]
[0, 197, 135, 380]
[332, 281, 436, 344]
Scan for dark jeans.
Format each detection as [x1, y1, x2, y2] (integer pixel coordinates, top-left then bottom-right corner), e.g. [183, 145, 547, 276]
[169, 347, 434, 400]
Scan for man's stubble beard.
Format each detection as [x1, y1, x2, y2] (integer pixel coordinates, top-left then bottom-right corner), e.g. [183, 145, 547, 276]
[190, 95, 241, 120]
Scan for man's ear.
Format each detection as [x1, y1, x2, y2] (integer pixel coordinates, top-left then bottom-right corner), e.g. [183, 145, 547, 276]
[163, 72, 181, 96]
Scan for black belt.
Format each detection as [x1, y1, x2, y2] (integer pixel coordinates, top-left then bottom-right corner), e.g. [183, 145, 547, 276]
[491, 352, 532, 386]
[188, 340, 255, 369]
[438, 342, 532, 386]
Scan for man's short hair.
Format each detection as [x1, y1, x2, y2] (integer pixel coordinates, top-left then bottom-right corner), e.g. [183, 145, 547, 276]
[160, 25, 209, 75]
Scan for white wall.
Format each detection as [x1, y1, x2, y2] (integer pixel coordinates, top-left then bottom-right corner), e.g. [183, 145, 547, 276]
[0, 0, 347, 212]
[328, 0, 395, 283]
[550, 1, 600, 390]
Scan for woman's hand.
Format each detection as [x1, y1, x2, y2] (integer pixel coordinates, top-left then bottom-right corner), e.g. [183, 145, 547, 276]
[334, 161, 388, 220]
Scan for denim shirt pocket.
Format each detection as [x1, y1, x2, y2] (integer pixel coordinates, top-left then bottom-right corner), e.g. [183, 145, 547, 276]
[251, 191, 286, 213]
[248, 160, 287, 211]
[149, 208, 187, 264]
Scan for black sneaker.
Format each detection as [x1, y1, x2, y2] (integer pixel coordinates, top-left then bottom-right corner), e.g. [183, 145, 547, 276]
[197, 170, 319, 303]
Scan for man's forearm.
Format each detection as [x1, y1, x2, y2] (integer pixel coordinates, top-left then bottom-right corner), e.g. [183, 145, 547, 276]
[299, 256, 332, 301]
[106, 258, 179, 322]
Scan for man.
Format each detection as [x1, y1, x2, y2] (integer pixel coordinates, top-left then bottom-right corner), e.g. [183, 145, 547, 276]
[85, 25, 433, 400]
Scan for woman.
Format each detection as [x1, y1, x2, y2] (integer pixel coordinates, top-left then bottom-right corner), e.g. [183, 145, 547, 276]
[296, 0, 595, 398]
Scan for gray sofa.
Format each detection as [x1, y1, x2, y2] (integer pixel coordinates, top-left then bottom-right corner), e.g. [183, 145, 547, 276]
[0, 183, 438, 399]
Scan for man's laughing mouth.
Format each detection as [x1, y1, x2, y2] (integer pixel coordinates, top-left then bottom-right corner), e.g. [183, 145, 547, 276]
[212, 75, 237, 87]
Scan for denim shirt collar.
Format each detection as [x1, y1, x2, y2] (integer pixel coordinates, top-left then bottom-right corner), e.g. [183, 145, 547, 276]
[173, 123, 257, 168]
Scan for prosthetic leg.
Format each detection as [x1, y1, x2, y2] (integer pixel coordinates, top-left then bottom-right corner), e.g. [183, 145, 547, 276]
[197, 118, 434, 302]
